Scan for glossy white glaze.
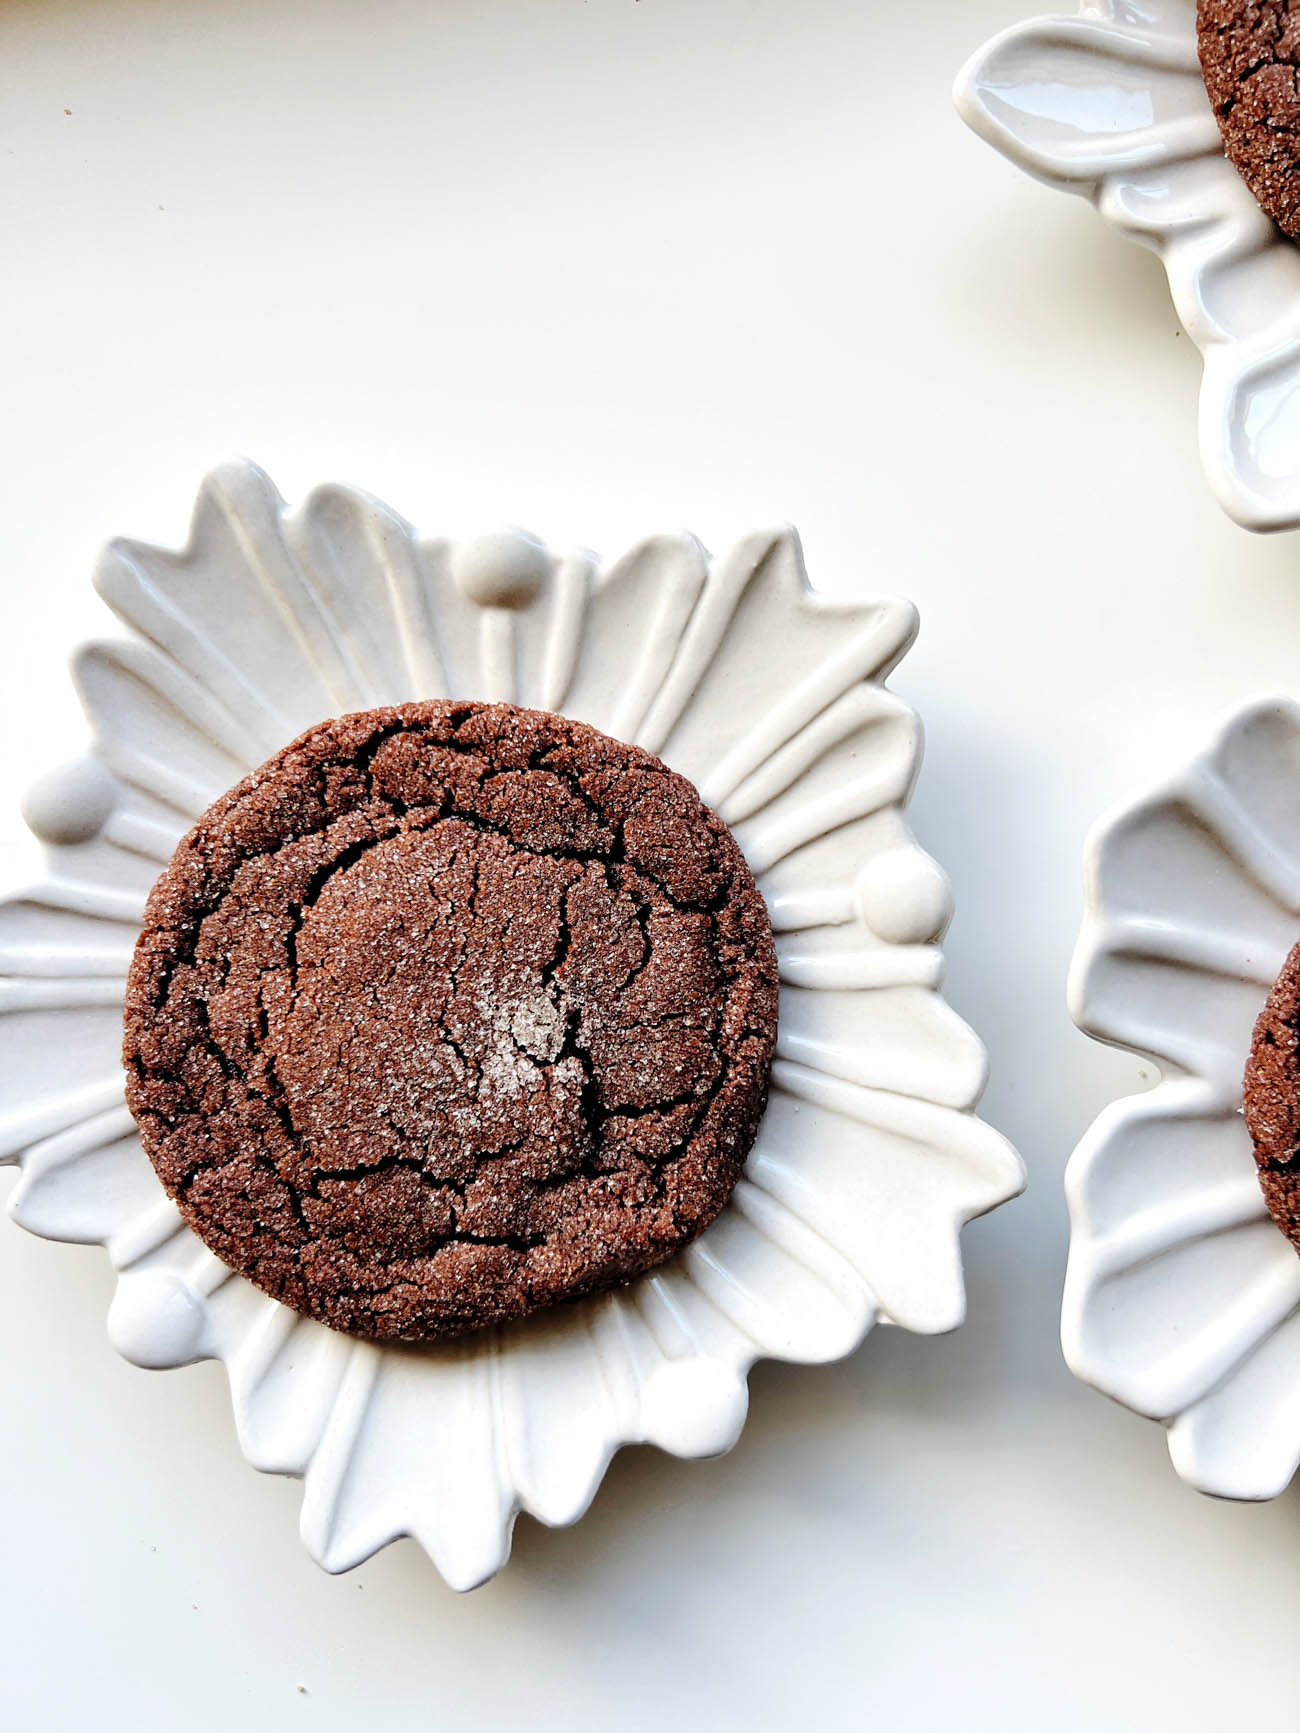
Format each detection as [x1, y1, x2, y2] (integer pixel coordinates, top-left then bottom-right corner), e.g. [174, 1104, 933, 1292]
[0, 460, 1023, 1587]
[1066, 697, 1300, 1498]
[955, 0, 1300, 532]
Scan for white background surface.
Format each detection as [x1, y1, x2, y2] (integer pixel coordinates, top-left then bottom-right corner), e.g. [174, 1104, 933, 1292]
[1, 1, 1298, 1727]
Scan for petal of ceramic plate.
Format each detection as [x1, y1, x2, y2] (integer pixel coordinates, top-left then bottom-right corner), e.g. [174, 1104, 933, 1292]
[1066, 696, 1300, 1496]
[955, 0, 1300, 532]
[0, 461, 1024, 1587]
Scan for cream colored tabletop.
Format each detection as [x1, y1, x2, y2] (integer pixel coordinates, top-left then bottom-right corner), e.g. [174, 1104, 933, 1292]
[1, 2, 1297, 1727]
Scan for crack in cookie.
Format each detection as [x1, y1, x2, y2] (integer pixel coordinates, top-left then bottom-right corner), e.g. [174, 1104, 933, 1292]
[1200, 0, 1300, 241]
[123, 701, 779, 1340]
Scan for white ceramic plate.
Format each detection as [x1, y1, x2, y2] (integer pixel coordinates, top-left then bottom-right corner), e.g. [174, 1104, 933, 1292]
[0, 461, 1023, 1588]
[1067, 697, 1300, 1497]
[955, 0, 1300, 533]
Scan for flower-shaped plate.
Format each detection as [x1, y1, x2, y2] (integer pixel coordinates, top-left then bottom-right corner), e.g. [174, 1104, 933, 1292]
[955, 0, 1300, 533]
[0, 461, 1024, 1586]
[1067, 697, 1300, 1497]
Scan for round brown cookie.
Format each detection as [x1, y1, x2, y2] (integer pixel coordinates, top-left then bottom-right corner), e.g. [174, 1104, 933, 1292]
[1199, 0, 1300, 241]
[123, 700, 778, 1341]
[1243, 937, 1300, 1251]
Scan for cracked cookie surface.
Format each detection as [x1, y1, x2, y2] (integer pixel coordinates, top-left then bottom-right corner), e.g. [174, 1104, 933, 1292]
[1199, 0, 1300, 241]
[123, 700, 779, 1340]
[1244, 937, 1300, 1255]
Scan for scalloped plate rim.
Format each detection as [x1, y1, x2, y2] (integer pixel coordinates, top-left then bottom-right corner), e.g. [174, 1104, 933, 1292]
[1064, 693, 1300, 1497]
[953, 0, 1300, 534]
[0, 459, 1026, 1586]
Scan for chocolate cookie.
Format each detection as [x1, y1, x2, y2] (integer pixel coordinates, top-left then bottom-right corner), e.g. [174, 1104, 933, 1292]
[1244, 938, 1300, 1250]
[123, 701, 778, 1341]
[1199, 0, 1300, 241]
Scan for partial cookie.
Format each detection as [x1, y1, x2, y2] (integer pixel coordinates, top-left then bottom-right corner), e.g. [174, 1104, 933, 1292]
[123, 701, 778, 1341]
[1244, 936, 1300, 1250]
[1199, 0, 1300, 241]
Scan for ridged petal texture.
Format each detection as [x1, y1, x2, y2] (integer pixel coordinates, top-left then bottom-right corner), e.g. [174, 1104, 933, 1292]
[2, 461, 1023, 1587]
[954, 0, 1300, 532]
[1066, 697, 1300, 1499]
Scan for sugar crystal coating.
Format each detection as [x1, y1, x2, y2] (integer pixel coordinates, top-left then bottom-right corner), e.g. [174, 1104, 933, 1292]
[123, 701, 779, 1340]
[1244, 936, 1300, 1254]
[1200, 0, 1300, 241]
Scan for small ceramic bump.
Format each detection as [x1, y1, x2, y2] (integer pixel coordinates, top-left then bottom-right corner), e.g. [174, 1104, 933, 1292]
[21, 754, 117, 847]
[855, 846, 952, 944]
[107, 1270, 208, 1368]
[0, 458, 1025, 1586]
[450, 529, 551, 610]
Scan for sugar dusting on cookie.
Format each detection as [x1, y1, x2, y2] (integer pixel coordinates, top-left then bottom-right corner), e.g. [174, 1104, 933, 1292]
[123, 700, 778, 1341]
